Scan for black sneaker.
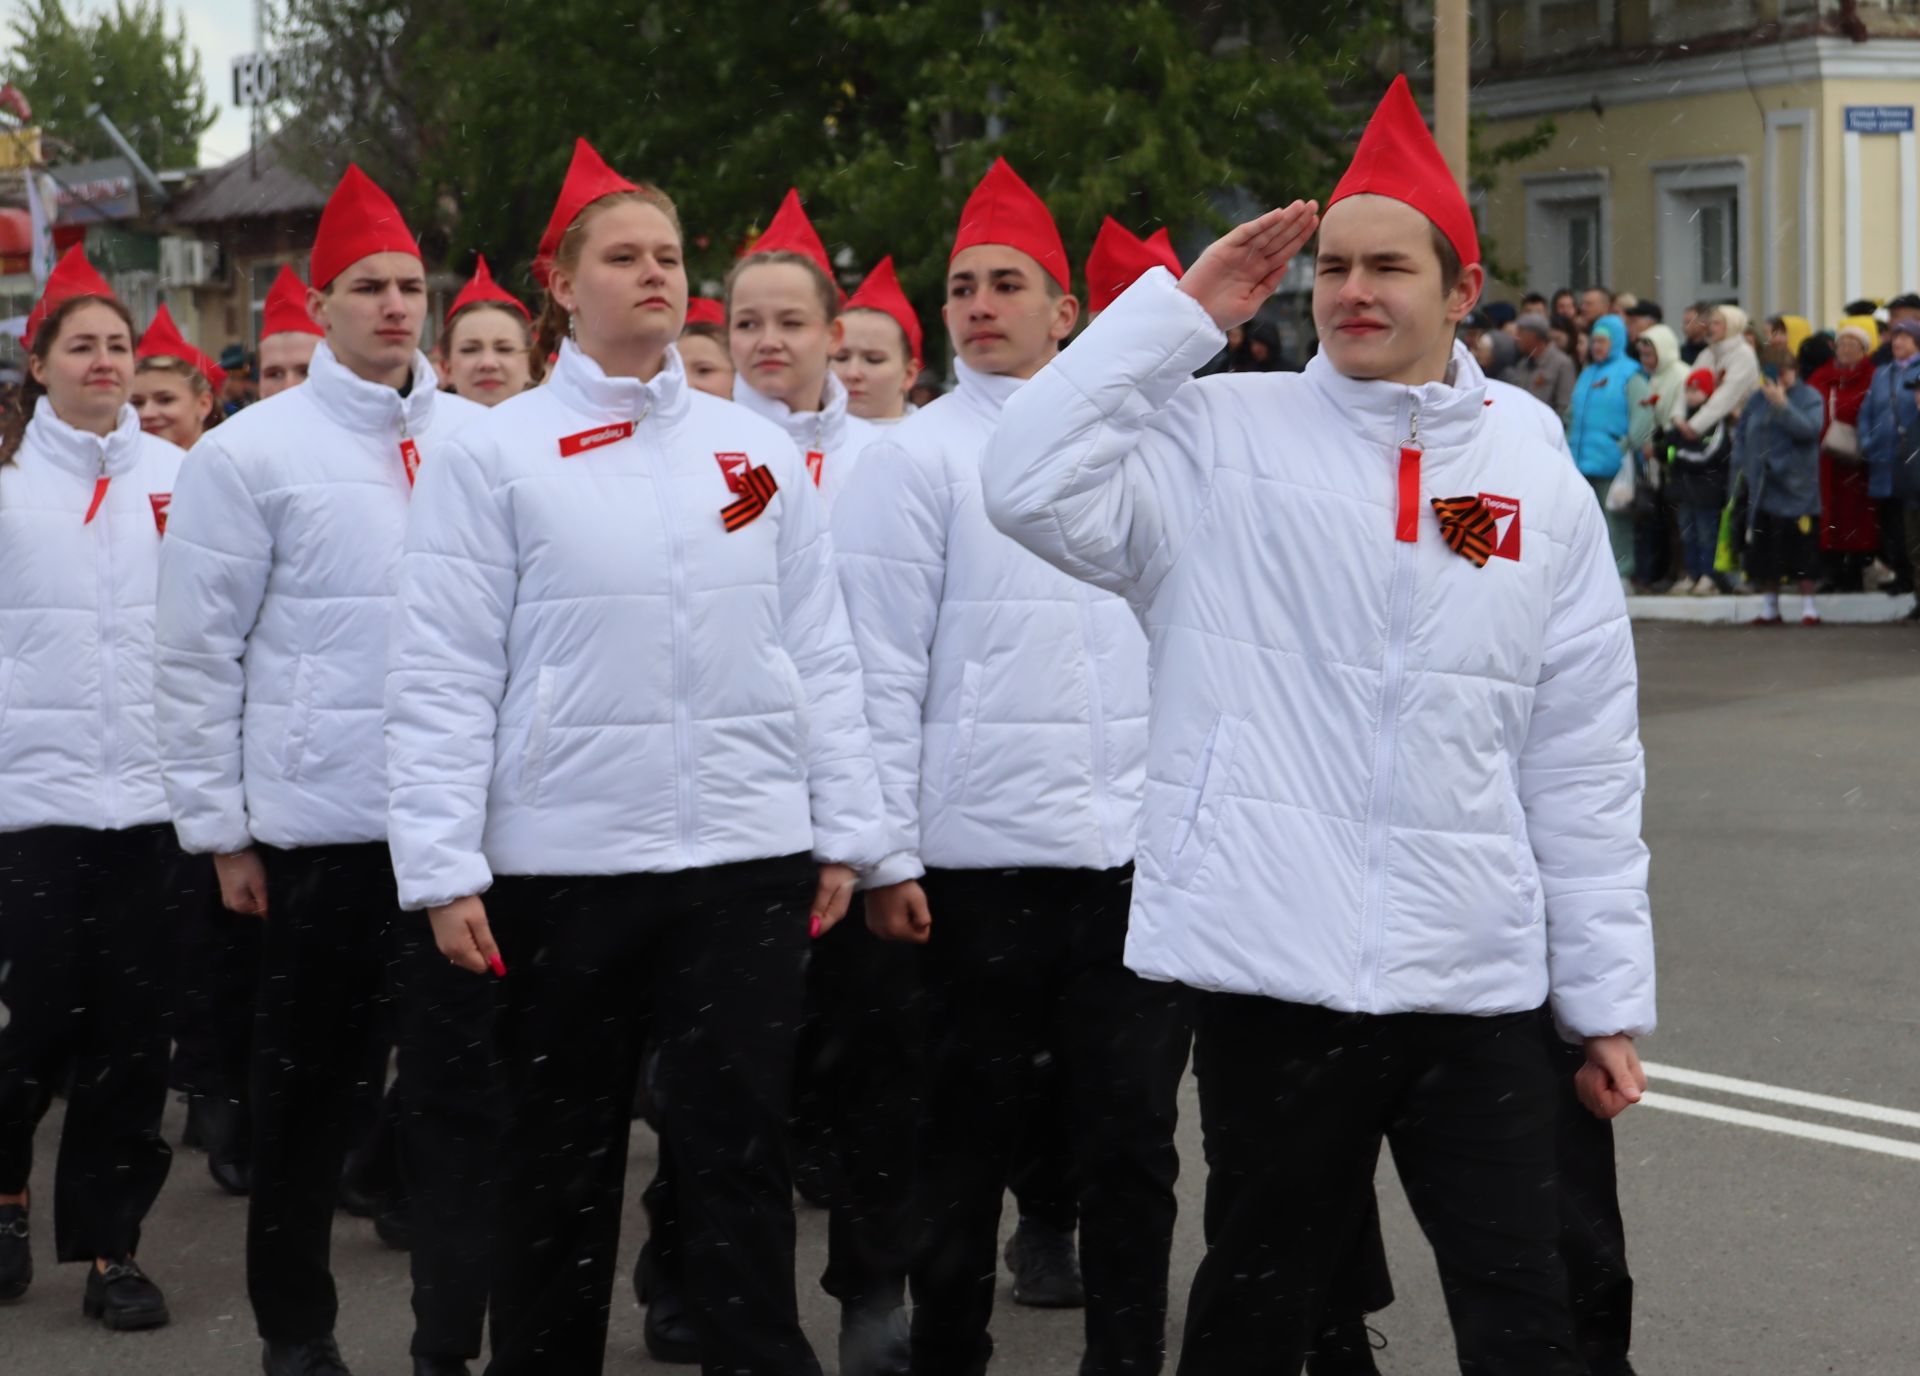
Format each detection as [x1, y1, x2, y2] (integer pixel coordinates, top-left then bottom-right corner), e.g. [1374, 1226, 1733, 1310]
[0, 1204, 28, 1301]
[839, 1300, 911, 1376]
[1305, 1317, 1386, 1375]
[262, 1335, 353, 1375]
[1003, 1217, 1084, 1308]
[82, 1257, 169, 1331]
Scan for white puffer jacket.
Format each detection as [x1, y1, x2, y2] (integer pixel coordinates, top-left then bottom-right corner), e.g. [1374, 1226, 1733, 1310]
[0, 401, 182, 832]
[384, 341, 887, 912]
[984, 270, 1654, 1040]
[155, 342, 484, 854]
[732, 370, 880, 517]
[833, 357, 1148, 890]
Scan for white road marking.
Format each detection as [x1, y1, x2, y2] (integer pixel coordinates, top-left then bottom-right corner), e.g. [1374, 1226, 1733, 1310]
[1641, 1060, 1920, 1132]
[1641, 1092, 1920, 1162]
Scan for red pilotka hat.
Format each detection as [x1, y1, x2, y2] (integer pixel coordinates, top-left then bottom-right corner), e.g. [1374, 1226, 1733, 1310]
[845, 256, 923, 365]
[951, 158, 1071, 293]
[1084, 218, 1184, 312]
[685, 297, 726, 327]
[746, 189, 834, 275]
[445, 254, 531, 326]
[21, 244, 117, 349]
[1326, 75, 1480, 268]
[535, 138, 643, 287]
[136, 303, 227, 393]
[309, 165, 422, 290]
[261, 264, 323, 339]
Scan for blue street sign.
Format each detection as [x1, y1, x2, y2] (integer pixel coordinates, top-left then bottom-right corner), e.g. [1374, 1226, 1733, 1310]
[1845, 106, 1914, 135]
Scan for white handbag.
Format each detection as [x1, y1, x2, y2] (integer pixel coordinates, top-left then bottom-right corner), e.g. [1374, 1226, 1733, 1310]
[1826, 390, 1861, 460]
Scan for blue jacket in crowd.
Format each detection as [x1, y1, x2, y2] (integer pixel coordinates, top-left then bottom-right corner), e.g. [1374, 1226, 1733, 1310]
[1735, 379, 1824, 520]
[1859, 352, 1920, 501]
[1567, 315, 1638, 480]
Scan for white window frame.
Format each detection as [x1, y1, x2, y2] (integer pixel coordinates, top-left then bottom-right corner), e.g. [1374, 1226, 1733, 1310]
[1523, 169, 1611, 299]
[1652, 157, 1750, 315]
[1764, 108, 1817, 320]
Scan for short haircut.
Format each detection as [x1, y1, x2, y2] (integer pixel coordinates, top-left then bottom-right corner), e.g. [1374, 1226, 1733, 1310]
[1625, 300, 1663, 321]
[1430, 226, 1463, 294]
[1759, 342, 1795, 373]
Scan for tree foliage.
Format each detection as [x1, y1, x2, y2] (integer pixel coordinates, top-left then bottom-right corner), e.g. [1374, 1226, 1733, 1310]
[271, 0, 1403, 320]
[2, 0, 216, 168]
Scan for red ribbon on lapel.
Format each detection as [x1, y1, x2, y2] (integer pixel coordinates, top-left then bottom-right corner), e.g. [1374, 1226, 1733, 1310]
[721, 464, 779, 532]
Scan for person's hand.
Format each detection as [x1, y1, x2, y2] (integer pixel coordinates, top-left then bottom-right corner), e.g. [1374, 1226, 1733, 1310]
[1575, 1034, 1647, 1119]
[866, 880, 932, 944]
[1761, 378, 1787, 408]
[429, 895, 504, 977]
[213, 849, 269, 917]
[1178, 200, 1320, 331]
[811, 864, 858, 937]
[1674, 419, 1698, 442]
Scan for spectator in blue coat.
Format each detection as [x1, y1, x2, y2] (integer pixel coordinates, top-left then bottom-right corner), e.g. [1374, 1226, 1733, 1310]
[1859, 319, 1920, 613]
[1568, 312, 1638, 574]
[1737, 343, 1826, 625]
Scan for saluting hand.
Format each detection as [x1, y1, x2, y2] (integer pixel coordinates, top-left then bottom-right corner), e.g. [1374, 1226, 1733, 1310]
[1575, 1034, 1647, 1120]
[1178, 200, 1321, 332]
[429, 894, 506, 977]
[866, 879, 932, 945]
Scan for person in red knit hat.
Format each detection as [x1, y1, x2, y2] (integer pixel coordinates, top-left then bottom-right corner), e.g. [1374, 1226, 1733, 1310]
[834, 256, 922, 422]
[985, 75, 1655, 1375]
[834, 156, 1186, 1376]
[439, 255, 538, 405]
[154, 163, 489, 1376]
[257, 265, 323, 399]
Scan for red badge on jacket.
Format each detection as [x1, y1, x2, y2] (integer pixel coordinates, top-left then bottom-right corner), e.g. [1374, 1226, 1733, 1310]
[400, 438, 421, 486]
[1478, 493, 1522, 561]
[150, 492, 171, 536]
[559, 422, 636, 458]
[714, 452, 751, 494]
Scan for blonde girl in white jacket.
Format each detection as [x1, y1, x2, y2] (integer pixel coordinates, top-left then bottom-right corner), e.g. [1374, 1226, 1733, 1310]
[0, 266, 186, 1333]
[384, 140, 886, 1376]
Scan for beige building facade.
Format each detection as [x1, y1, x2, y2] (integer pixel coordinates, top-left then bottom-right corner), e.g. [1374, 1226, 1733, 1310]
[1459, 1, 1920, 324]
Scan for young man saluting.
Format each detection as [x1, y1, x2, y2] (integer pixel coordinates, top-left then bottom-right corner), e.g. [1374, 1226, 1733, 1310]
[984, 77, 1655, 1375]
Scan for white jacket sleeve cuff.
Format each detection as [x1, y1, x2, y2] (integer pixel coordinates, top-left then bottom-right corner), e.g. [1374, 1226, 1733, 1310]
[175, 814, 255, 857]
[1055, 267, 1228, 408]
[857, 850, 925, 891]
[395, 854, 495, 914]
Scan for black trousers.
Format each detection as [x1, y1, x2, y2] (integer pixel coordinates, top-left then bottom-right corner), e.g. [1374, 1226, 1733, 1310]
[1007, 1049, 1077, 1236]
[0, 823, 186, 1261]
[1178, 995, 1583, 1376]
[484, 854, 819, 1376]
[246, 842, 498, 1357]
[1548, 1031, 1634, 1376]
[910, 866, 1191, 1376]
[169, 857, 262, 1106]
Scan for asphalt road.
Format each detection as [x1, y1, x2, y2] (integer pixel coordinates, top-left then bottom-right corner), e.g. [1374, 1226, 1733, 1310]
[4, 621, 1919, 1375]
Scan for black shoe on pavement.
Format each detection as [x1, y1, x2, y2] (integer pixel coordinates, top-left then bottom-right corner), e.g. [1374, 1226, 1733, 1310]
[0, 1205, 30, 1301]
[839, 1301, 911, 1376]
[180, 1094, 208, 1150]
[634, 1243, 699, 1364]
[411, 1359, 470, 1376]
[82, 1258, 169, 1331]
[372, 1200, 412, 1252]
[262, 1335, 353, 1375]
[1003, 1217, 1084, 1308]
[1304, 1317, 1385, 1376]
[209, 1146, 253, 1197]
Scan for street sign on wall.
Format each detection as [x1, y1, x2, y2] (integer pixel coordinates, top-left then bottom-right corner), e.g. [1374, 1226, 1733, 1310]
[1844, 106, 1914, 135]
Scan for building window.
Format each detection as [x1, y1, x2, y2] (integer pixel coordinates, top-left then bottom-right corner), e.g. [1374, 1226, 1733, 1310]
[1653, 159, 1748, 312]
[1691, 192, 1740, 296]
[1524, 171, 1611, 299]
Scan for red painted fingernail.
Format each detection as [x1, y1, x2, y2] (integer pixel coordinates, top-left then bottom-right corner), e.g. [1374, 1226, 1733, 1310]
[809, 914, 823, 939]
[487, 952, 507, 978]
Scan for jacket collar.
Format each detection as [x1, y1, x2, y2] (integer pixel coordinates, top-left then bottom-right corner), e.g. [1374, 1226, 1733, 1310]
[22, 395, 146, 482]
[730, 368, 851, 454]
[304, 338, 443, 438]
[1304, 348, 1488, 455]
[951, 354, 1029, 425]
[544, 338, 692, 428]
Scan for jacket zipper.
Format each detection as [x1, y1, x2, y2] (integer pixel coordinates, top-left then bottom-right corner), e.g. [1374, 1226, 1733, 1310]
[93, 447, 120, 828]
[1355, 396, 1419, 1008]
[641, 412, 696, 858]
[1075, 583, 1115, 865]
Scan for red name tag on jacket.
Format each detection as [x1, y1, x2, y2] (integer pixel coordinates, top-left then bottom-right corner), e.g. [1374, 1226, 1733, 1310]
[559, 422, 636, 458]
[714, 452, 751, 494]
[150, 492, 171, 536]
[805, 450, 824, 486]
[400, 438, 421, 486]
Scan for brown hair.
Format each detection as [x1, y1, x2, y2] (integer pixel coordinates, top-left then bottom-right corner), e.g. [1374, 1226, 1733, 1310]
[1759, 342, 1796, 376]
[134, 353, 223, 431]
[1, 294, 136, 465]
[842, 306, 914, 365]
[1431, 225, 1464, 295]
[445, 301, 546, 385]
[678, 320, 726, 347]
[724, 251, 840, 325]
[534, 186, 684, 360]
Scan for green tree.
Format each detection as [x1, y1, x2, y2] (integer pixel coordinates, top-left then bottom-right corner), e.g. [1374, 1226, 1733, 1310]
[271, 0, 1400, 321]
[2, 0, 216, 168]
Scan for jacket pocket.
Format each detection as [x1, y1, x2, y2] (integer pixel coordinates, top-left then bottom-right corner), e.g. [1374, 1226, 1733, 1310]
[1501, 783, 1542, 923]
[776, 651, 811, 756]
[938, 661, 984, 800]
[1169, 713, 1238, 886]
[281, 655, 315, 782]
[519, 666, 557, 805]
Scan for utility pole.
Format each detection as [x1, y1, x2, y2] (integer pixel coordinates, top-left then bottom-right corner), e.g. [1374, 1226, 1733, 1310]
[1433, 0, 1470, 191]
